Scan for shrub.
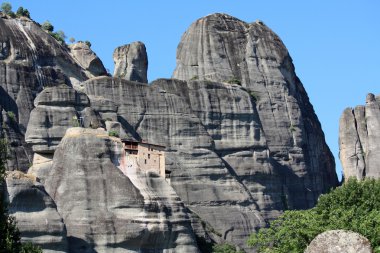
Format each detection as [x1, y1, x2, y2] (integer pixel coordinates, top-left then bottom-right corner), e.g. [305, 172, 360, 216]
[69, 37, 75, 43]
[16, 7, 30, 18]
[108, 130, 119, 137]
[212, 243, 245, 253]
[1, 2, 12, 14]
[249, 91, 259, 102]
[84, 40, 91, 48]
[52, 30, 66, 44]
[41, 20, 54, 32]
[226, 77, 241, 86]
[247, 178, 380, 252]
[7, 111, 16, 121]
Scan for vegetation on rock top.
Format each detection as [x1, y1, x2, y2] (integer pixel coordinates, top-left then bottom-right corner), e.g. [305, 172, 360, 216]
[248, 178, 380, 252]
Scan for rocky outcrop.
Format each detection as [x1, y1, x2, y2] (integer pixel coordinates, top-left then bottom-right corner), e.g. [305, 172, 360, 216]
[113, 41, 148, 83]
[305, 230, 372, 253]
[339, 93, 380, 179]
[5, 171, 68, 253]
[43, 128, 199, 253]
[68, 42, 107, 77]
[25, 84, 100, 154]
[0, 16, 103, 171]
[173, 14, 337, 207]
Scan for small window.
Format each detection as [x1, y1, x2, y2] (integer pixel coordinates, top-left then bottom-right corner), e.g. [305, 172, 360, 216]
[145, 159, 147, 164]
[148, 154, 150, 159]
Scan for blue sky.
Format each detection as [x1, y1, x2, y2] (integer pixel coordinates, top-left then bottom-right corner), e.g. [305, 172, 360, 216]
[6, 1, 380, 180]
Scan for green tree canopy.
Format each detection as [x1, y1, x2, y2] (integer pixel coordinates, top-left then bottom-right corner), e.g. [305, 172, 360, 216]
[41, 20, 54, 32]
[248, 178, 380, 253]
[16, 7, 30, 18]
[1, 2, 12, 14]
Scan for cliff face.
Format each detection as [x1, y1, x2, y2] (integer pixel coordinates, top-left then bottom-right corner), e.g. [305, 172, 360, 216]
[339, 93, 380, 179]
[0, 16, 100, 171]
[1, 12, 339, 252]
[173, 13, 337, 204]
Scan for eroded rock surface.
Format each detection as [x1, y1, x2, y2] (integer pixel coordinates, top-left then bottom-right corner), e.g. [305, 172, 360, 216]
[113, 41, 148, 83]
[339, 93, 380, 179]
[305, 230, 372, 253]
[68, 42, 107, 77]
[0, 16, 101, 171]
[5, 171, 68, 253]
[44, 128, 199, 253]
[25, 84, 100, 154]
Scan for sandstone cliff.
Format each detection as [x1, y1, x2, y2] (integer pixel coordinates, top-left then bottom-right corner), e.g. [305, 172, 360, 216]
[339, 93, 380, 179]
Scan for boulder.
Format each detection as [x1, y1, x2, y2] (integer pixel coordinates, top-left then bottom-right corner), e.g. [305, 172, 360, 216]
[68, 42, 107, 77]
[5, 171, 68, 253]
[113, 41, 148, 83]
[305, 230, 372, 253]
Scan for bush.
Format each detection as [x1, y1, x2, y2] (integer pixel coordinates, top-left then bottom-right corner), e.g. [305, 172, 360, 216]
[108, 130, 119, 137]
[212, 243, 245, 253]
[52, 30, 66, 44]
[249, 91, 259, 102]
[226, 77, 241, 85]
[247, 178, 380, 252]
[41, 21, 54, 32]
[7, 111, 16, 121]
[16, 7, 30, 18]
[85, 40, 91, 48]
[1, 2, 12, 14]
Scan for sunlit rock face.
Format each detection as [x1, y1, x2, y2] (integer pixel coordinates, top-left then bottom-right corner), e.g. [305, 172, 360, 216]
[113, 41, 148, 83]
[0, 16, 102, 171]
[339, 93, 380, 179]
[43, 128, 199, 253]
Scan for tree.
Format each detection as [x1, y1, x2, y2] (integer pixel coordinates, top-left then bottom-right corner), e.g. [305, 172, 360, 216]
[16, 7, 30, 18]
[247, 178, 380, 253]
[84, 40, 91, 48]
[1, 2, 12, 14]
[0, 139, 42, 253]
[69, 37, 75, 43]
[41, 20, 54, 32]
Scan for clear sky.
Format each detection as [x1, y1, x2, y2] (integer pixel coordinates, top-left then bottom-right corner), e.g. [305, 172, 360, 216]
[6, 0, 380, 180]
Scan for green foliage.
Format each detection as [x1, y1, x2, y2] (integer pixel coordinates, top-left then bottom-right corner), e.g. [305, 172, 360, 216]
[190, 75, 199, 81]
[7, 111, 16, 121]
[289, 124, 296, 132]
[85, 40, 92, 48]
[16, 7, 30, 18]
[248, 178, 380, 252]
[69, 37, 75, 43]
[249, 91, 259, 102]
[226, 77, 242, 86]
[108, 130, 119, 137]
[20, 242, 42, 253]
[52, 30, 66, 44]
[212, 243, 245, 253]
[1, 2, 12, 14]
[41, 20, 54, 32]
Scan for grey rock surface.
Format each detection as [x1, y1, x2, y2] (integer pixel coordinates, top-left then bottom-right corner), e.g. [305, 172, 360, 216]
[173, 13, 337, 206]
[339, 93, 380, 179]
[113, 41, 148, 83]
[0, 16, 97, 171]
[305, 230, 372, 253]
[68, 42, 107, 77]
[5, 171, 68, 253]
[44, 127, 199, 253]
[25, 84, 100, 153]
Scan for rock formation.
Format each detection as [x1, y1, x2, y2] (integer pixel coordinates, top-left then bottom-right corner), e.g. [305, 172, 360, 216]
[68, 41, 107, 77]
[339, 93, 380, 179]
[0, 12, 339, 252]
[305, 230, 372, 253]
[5, 171, 68, 253]
[113, 41, 148, 83]
[0, 15, 101, 171]
[43, 128, 199, 252]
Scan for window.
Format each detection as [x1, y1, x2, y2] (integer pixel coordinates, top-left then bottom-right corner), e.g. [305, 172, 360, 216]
[148, 154, 150, 159]
[145, 159, 147, 164]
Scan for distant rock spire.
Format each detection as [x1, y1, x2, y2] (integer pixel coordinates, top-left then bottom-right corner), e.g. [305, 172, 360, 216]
[113, 41, 148, 83]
